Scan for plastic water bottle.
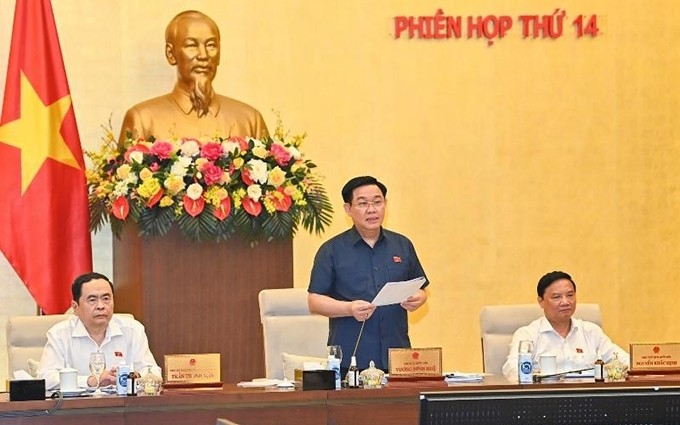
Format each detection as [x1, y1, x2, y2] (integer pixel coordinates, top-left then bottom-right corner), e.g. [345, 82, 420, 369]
[346, 356, 360, 388]
[116, 362, 130, 396]
[327, 355, 341, 389]
[517, 340, 534, 384]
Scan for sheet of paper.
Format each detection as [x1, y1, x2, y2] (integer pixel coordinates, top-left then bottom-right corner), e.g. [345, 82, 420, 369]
[371, 277, 426, 306]
[237, 378, 282, 388]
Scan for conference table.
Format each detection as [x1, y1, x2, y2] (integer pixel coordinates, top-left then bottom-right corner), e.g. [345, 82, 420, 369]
[1, 376, 679, 425]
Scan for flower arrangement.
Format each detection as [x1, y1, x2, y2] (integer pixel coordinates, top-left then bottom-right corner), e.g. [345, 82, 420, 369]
[86, 116, 333, 244]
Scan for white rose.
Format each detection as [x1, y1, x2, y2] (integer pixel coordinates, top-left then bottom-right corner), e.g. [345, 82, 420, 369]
[130, 151, 144, 164]
[247, 159, 268, 184]
[288, 146, 301, 160]
[186, 183, 204, 200]
[247, 184, 262, 201]
[221, 140, 240, 155]
[170, 162, 188, 177]
[180, 140, 200, 157]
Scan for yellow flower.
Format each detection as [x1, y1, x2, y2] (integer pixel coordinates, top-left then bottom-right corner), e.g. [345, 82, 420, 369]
[139, 168, 153, 181]
[267, 167, 286, 187]
[291, 161, 307, 173]
[116, 164, 132, 179]
[205, 186, 229, 207]
[232, 188, 246, 209]
[263, 195, 276, 214]
[195, 157, 208, 169]
[233, 157, 244, 169]
[137, 178, 161, 199]
[253, 145, 268, 159]
[164, 175, 186, 196]
[159, 196, 174, 207]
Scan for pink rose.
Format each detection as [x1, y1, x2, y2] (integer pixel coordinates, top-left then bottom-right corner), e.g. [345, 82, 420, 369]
[201, 142, 224, 161]
[270, 143, 292, 167]
[151, 140, 174, 159]
[202, 162, 224, 186]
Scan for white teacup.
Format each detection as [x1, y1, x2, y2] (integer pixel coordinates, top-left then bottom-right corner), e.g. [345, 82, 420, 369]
[539, 354, 557, 375]
[59, 367, 78, 391]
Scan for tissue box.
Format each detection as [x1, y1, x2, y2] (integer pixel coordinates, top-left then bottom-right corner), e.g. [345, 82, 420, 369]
[10, 379, 45, 401]
[300, 370, 335, 391]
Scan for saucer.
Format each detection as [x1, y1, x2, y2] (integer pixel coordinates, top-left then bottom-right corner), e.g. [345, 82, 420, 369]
[60, 388, 86, 397]
[84, 385, 117, 394]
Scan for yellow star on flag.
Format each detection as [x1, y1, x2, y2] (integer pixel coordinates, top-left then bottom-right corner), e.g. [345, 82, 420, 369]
[0, 72, 80, 194]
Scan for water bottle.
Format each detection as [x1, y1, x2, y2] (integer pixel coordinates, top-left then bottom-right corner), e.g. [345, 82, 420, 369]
[116, 362, 130, 396]
[346, 356, 360, 388]
[127, 369, 137, 396]
[594, 350, 605, 382]
[517, 340, 534, 384]
[327, 355, 341, 389]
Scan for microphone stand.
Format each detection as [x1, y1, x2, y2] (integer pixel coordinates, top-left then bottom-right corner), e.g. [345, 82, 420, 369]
[532, 367, 595, 383]
[351, 317, 368, 358]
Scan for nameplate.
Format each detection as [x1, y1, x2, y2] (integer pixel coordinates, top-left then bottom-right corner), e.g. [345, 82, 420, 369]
[164, 353, 221, 384]
[388, 347, 442, 377]
[629, 342, 680, 373]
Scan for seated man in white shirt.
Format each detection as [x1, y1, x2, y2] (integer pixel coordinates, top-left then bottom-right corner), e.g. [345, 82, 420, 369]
[502, 271, 628, 380]
[37, 272, 160, 390]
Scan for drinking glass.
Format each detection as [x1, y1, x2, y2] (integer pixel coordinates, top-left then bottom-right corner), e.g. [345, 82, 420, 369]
[328, 345, 343, 362]
[518, 340, 534, 354]
[89, 350, 106, 396]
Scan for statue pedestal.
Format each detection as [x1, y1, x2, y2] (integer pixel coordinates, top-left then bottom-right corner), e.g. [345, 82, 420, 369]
[112, 226, 293, 383]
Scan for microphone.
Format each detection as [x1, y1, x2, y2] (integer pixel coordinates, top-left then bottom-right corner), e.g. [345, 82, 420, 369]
[532, 367, 594, 383]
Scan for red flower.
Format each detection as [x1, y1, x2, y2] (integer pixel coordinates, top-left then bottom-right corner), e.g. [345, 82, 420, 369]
[213, 197, 231, 221]
[123, 143, 150, 162]
[241, 168, 254, 186]
[200, 142, 224, 161]
[183, 195, 205, 217]
[242, 197, 262, 216]
[146, 188, 164, 207]
[112, 196, 129, 220]
[228, 136, 249, 151]
[150, 140, 173, 159]
[271, 188, 292, 212]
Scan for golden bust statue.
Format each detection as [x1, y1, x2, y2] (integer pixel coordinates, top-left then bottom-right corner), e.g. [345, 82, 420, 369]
[119, 10, 268, 141]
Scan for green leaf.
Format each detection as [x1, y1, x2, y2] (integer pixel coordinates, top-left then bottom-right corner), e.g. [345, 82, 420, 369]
[301, 180, 334, 235]
[88, 195, 109, 234]
[138, 205, 174, 238]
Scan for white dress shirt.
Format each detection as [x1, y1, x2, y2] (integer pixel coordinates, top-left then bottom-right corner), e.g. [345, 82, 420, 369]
[37, 315, 160, 390]
[502, 316, 629, 380]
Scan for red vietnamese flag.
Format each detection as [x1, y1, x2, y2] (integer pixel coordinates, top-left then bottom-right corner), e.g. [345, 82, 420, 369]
[0, 0, 92, 313]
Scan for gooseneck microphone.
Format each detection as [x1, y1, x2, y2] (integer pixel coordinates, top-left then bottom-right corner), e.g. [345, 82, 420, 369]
[532, 367, 595, 383]
[351, 314, 369, 358]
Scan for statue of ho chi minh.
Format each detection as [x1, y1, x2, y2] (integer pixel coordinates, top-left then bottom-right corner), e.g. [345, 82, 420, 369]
[119, 10, 268, 142]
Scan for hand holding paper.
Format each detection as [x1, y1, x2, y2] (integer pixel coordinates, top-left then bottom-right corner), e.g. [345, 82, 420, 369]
[371, 277, 426, 306]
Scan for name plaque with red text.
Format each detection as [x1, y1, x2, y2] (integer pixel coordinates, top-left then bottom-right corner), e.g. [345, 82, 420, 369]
[388, 347, 443, 378]
[164, 353, 221, 385]
[629, 342, 680, 374]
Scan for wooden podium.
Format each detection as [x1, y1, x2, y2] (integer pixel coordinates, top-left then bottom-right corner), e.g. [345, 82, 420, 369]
[112, 225, 293, 383]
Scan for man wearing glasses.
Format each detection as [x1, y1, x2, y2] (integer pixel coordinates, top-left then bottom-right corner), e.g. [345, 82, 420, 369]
[308, 176, 429, 374]
[37, 272, 160, 390]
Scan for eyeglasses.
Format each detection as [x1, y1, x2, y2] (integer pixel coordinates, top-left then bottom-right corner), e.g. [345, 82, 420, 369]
[354, 199, 384, 210]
